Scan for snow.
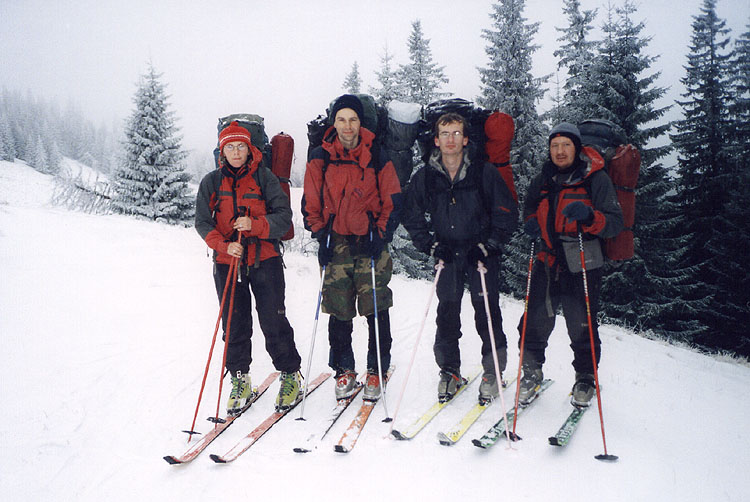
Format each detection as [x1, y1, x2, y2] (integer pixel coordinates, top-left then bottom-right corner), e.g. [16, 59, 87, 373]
[1, 159, 749, 501]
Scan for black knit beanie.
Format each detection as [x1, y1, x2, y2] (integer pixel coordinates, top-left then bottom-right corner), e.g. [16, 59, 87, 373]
[329, 94, 364, 125]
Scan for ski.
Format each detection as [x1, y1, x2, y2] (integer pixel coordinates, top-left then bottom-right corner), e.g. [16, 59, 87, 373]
[293, 376, 365, 453]
[549, 405, 589, 446]
[163, 371, 279, 465]
[334, 366, 395, 454]
[436, 375, 517, 446]
[471, 378, 553, 449]
[210, 372, 331, 464]
[391, 367, 483, 441]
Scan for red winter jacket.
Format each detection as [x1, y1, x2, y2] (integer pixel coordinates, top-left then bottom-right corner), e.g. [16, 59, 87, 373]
[195, 143, 293, 267]
[301, 127, 401, 241]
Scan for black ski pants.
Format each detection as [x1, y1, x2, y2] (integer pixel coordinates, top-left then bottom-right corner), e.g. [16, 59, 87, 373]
[327, 310, 392, 374]
[434, 253, 507, 375]
[518, 260, 602, 375]
[213, 256, 301, 376]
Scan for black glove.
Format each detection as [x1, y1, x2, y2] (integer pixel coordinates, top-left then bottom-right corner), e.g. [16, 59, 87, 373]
[367, 229, 385, 259]
[317, 234, 333, 266]
[430, 241, 454, 264]
[562, 201, 594, 225]
[523, 218, 541, 239]
[467, 242, 490, 268]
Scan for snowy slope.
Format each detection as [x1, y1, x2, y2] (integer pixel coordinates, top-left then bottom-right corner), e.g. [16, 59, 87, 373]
[1, 160, 749, 502]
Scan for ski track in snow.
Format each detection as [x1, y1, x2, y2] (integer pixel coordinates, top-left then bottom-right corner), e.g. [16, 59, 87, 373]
[1, 160, 749, 501]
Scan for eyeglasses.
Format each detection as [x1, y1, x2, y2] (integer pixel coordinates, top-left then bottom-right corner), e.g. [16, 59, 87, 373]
[224, 144, 248, 152]
[438, 131, 464, 138]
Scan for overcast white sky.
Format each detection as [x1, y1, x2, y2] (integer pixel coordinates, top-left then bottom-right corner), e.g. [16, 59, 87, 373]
[1, 0, 748, 169]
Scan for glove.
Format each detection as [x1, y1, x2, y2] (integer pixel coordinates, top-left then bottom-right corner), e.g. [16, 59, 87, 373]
[430, 241, 454, 264]
[562, 201, 594, 225]
[467, 242, 490, 268]
[317, 234, 333, 267]
[367, 229, 385, 259]
[523, 218, 541, 239]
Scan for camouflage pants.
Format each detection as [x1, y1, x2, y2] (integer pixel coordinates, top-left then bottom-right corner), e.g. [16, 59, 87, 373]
[321, 235, 393, 320]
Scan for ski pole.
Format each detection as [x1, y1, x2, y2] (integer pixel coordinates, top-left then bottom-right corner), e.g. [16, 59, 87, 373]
[214, 254, 241, 422]
[297, 259, 328, 420]
[512, 241, 534, 435]
[388, 260, 444, 437]
[186, 251, 238, 441]
[298, 217, 334, 420]
[370, 253, 392, 422]
[477, 261, 518, 444]
[577, 231, 618, 462]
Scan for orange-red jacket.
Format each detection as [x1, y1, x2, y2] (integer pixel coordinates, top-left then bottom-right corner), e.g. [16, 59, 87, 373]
[195, 144, 292, 267]
[301, 127, 401, 241]
[524, 147, 623, 267]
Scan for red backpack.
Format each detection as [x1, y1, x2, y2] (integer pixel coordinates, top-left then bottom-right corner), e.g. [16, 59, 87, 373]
[578, 119, 641, 261]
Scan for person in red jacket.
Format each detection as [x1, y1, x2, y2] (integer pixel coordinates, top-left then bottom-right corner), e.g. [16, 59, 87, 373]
[302, 95, 402, 401]
[519, 122, 623, 407]
[195, 121, 302, 414]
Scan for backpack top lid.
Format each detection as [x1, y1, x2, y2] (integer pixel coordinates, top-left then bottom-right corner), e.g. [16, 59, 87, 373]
[578, 119, 626, 151]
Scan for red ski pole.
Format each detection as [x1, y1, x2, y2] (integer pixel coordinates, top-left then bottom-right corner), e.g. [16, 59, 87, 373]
[577, 231, 618, 461]
[185, 253, 238, 441]
[512, 241, 534, 435]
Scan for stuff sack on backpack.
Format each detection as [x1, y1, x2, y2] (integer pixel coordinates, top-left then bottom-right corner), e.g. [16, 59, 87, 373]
[385, 100, 422, 188]
[271, 133, 295, 241]
[484, 111, 517, 203]
[578, 119, 641, 261]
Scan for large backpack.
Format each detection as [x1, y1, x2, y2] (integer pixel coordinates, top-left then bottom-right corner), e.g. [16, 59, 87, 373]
[578, 119, 641, 261]
[214, 114, 294, 241]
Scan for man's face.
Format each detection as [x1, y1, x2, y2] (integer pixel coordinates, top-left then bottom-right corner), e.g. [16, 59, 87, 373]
[549, 136, 577, 170]
[434, 121, 468, 156]
[333, 108, 361, 149]
[223, 141, 249, 168]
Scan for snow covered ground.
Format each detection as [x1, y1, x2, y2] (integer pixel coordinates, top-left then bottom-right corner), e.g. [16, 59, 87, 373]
[1, 160, 749, 501]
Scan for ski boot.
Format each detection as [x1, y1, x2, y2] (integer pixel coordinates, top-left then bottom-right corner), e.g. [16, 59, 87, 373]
[478, 371, 501, 405]
[227, 371, 254, 415]
[335, 370, 358, 400]
[437, 370, 464, 403]
[363, 371, 382, 401]
[275, 371, 302, 411]
[518, 367, 543, 406]
[571, 373, 595, 408]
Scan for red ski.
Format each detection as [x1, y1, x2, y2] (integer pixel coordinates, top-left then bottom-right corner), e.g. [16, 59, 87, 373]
[210, 372, 331, 463]
[163, 371, 279, 465]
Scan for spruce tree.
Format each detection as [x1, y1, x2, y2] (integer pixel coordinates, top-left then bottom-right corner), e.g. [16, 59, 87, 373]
[113, 63, 193, 225]
[370, 45, 400, 106]
[553, 0, 600, 124]
[398, 19, 449, 106]
[0, 112, 15, 162]
[670, 0, 739, 352]
[342, 62, 362, 94]
[478, 0, 549, 296]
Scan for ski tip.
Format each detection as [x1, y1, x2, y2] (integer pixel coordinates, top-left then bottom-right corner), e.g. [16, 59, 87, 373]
[437, 434, 455, 446]
[595, 453, 619, 462]
[163, 455, 181, 465]
[548, 437, 561, 446]
[209, 454, 227, 464]
[333, 445, 349, 454]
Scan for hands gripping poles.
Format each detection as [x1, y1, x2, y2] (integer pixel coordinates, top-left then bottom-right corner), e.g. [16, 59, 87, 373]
[388, 261, 445, 436]
[477, 261, 518, 444]
[577, 231, 618, 462]
[186, 232, 242, 441]
[512, 242, 534, 435]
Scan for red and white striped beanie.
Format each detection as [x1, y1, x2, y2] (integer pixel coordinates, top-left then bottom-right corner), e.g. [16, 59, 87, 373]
[219, 121, 252, 151]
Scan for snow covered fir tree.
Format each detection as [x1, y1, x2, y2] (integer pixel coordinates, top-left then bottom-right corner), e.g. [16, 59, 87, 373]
[342, 62, 362, 94]
[112, 64, 193, 225]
